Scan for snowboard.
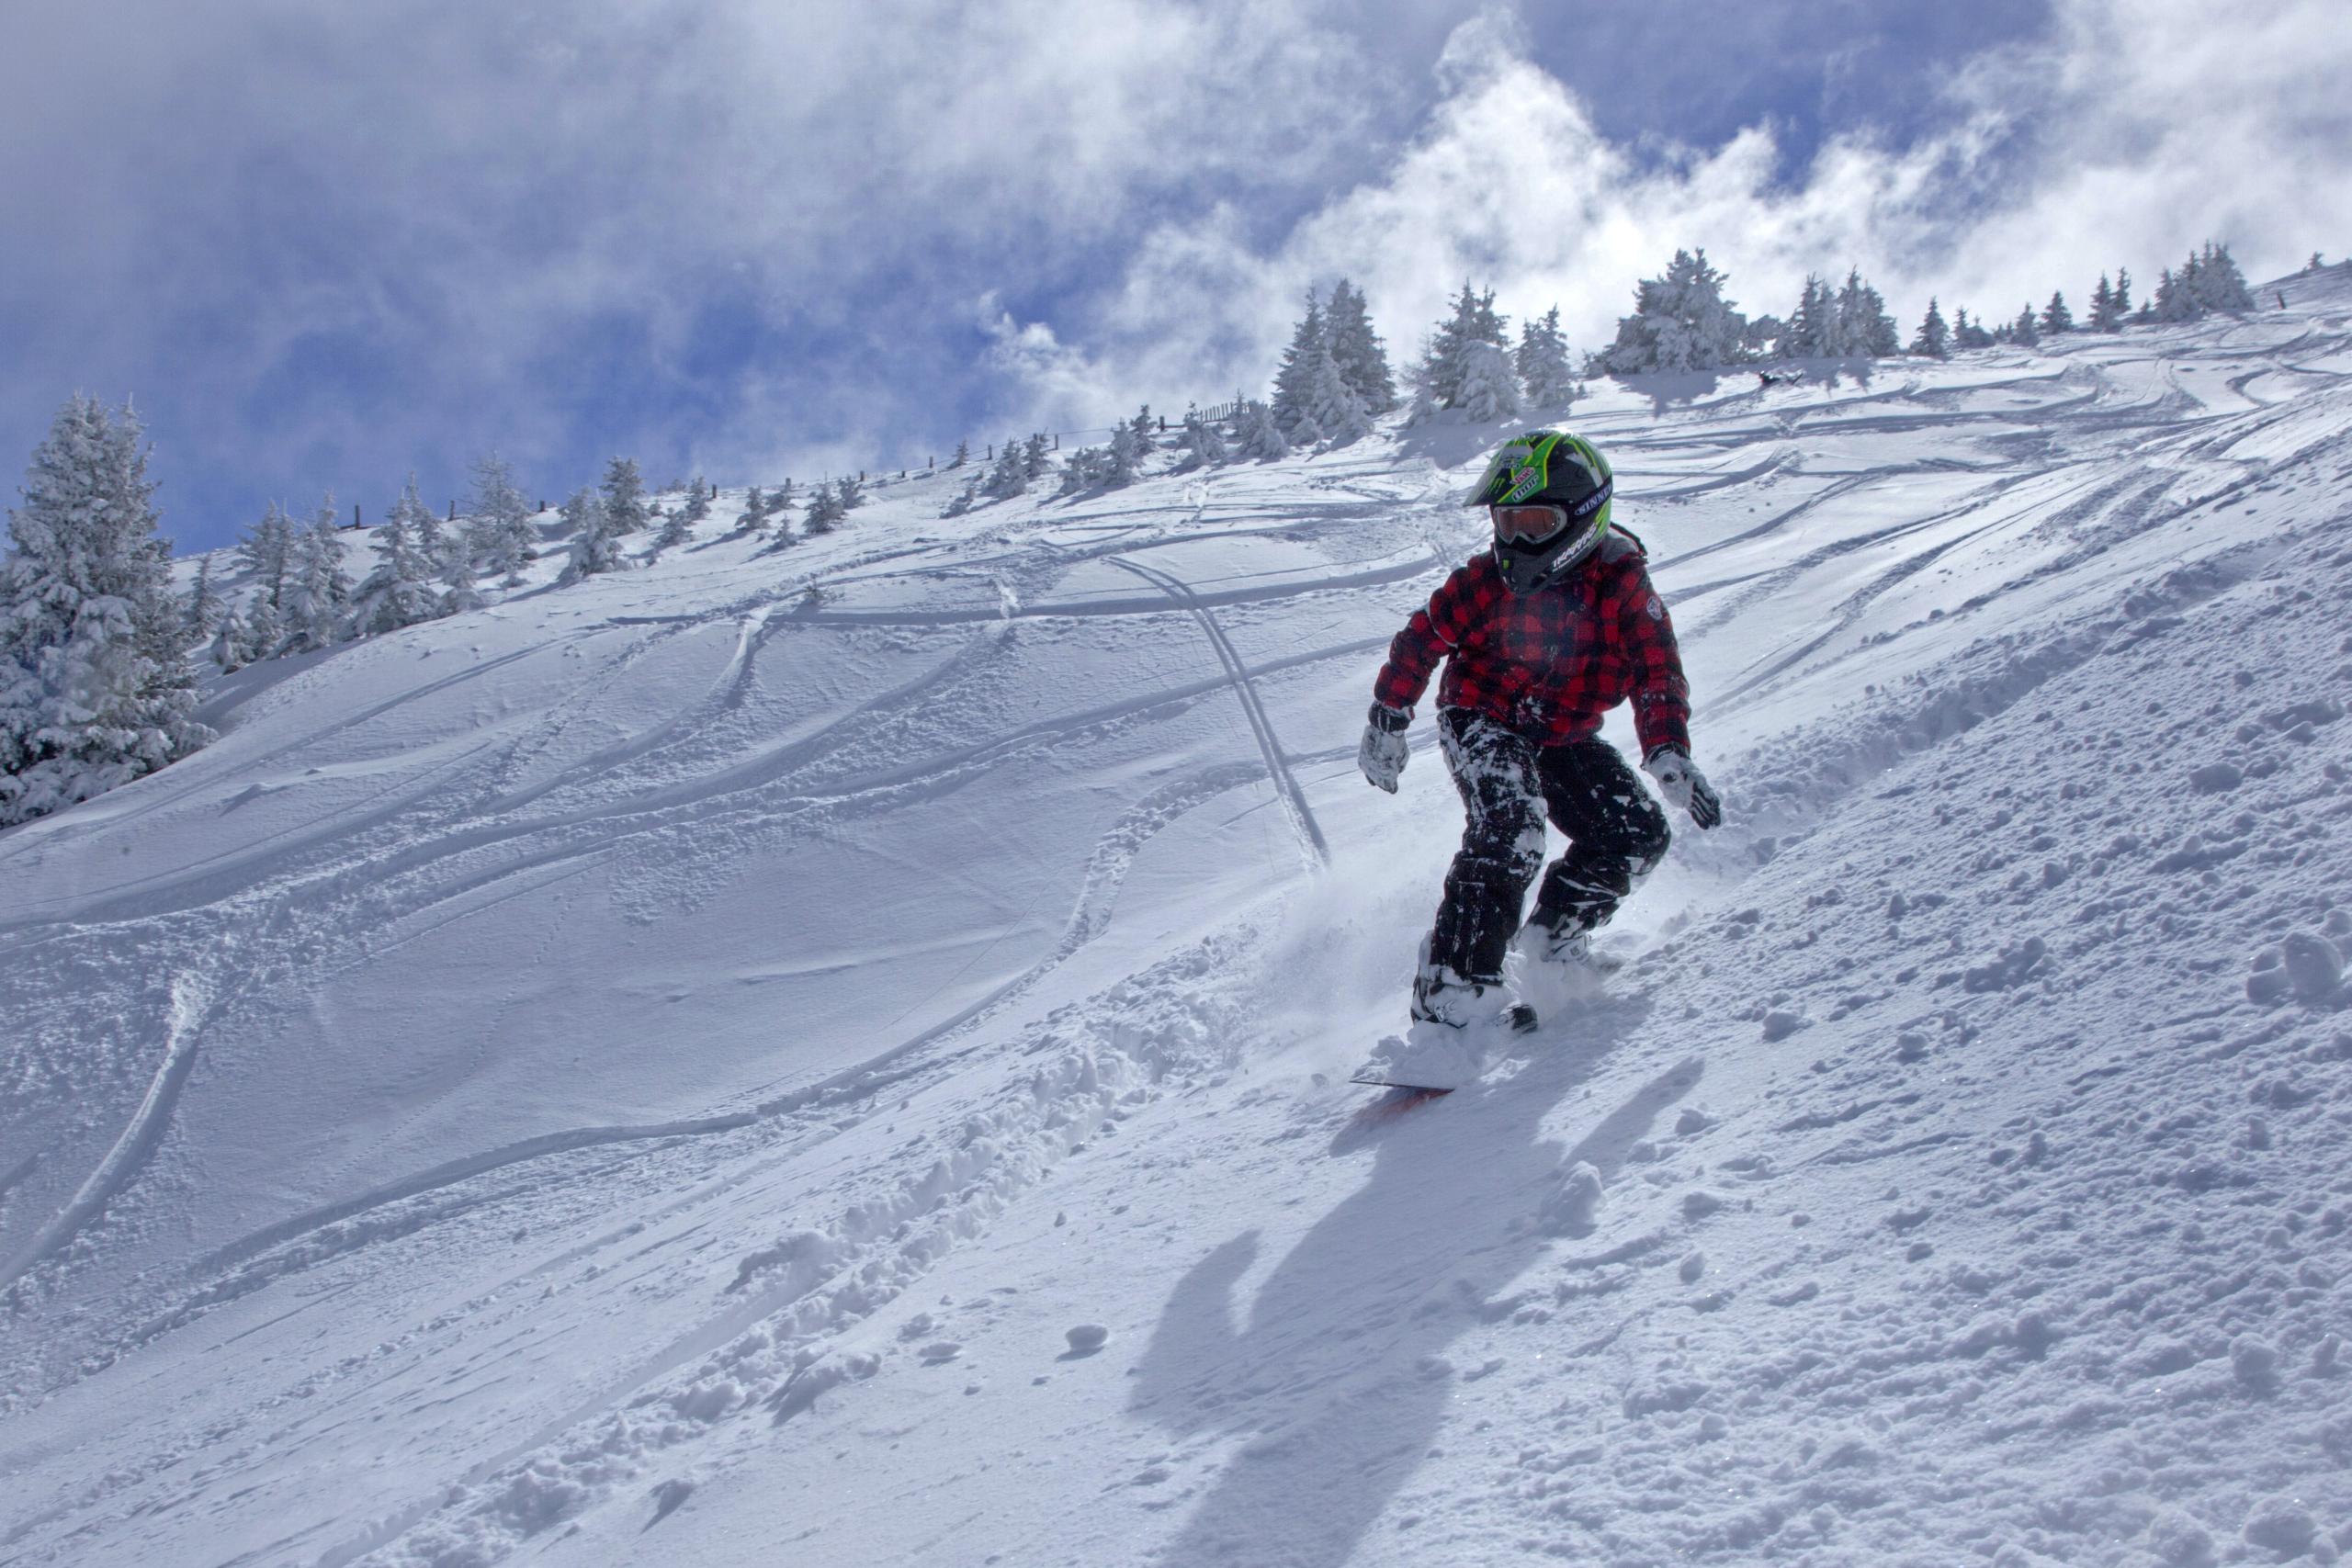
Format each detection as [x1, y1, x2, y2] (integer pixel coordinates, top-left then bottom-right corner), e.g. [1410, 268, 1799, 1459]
[1349, 1003, 1539, 1097]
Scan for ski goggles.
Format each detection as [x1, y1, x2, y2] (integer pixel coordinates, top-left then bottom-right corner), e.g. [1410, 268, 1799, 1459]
[1491, 502, 1570, 545]
[1490, 479, 1610, 546]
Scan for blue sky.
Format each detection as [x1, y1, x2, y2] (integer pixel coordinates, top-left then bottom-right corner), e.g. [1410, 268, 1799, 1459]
[4, 0, 2345, 555]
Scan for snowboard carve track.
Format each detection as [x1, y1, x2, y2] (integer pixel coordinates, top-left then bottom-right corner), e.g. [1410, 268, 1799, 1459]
[1108, 554, 1329, 869]
[0, 977, 207, 1292]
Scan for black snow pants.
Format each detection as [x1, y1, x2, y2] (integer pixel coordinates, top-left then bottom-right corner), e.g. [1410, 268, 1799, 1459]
[1427, 707, 1670, 984]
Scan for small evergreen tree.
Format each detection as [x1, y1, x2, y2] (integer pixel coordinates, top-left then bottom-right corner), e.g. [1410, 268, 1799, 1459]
[1831, 268, 1899, 356]
[2010, 304, 2041, 345]
[1233, 400, 1289, 461]
[943, 479, 979, 517]
[949, 438, 971, 469]
[600, 457, 648, 536]
[835, 473, 865, 512]
[236, 501, 297, 611]
[1105, 421, 1144, 487]
[1179, 408, 1229, 468]
[2087, 276, 2117, 332]
[469, 452, 536, 587]
[0, 395, 209, 825]
[1411, 281, 1511, 413]
[2113, 268, 2133, 318]
[1516, 306, 1580, 408]
[1323, 279, 1397, 415]
[1781, 275, 1833, 357]
[1452, 340, 1522, 422]
[736, 485, 771, 534]
[1304, 340, 1372, 446]
[351, 496, 442, 636]
[185, 556, 221, 644]
[1910, 298, 1951, 359]
[804, 481, 846, 535]
[1022, 434, 1051, 480]
[980, 442, 1028, 500]
[2190, 242, 2255, 311]
[1270, 292, 1328, 438]
[278, 498, 353, 654]
[1056, 446, 1108, 497]
[2040, 290, 2075, 336]
[1596, 250, 1747, 374]
[558, 489, 626, 581]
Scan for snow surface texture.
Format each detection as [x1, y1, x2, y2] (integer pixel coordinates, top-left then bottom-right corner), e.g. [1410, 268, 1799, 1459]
[6, 268, 2352, 1565]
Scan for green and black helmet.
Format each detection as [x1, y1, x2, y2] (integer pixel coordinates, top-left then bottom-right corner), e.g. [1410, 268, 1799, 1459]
[1465, 429, 1614, 594]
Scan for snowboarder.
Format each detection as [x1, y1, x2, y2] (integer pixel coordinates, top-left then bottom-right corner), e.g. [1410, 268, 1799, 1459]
[1357, 430, 1720, 1036]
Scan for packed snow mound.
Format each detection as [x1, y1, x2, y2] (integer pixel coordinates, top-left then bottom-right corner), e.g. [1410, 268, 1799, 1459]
[6, 280, 2352, 1566]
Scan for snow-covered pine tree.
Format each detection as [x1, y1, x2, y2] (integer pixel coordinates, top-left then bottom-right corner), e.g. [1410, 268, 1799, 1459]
[2040, 290, 2075, 336]
[1410, 282, 1511, 414]
[980, 441, 1027, 500]
[1128, 406, 1155, 447]
[2189, 242, 2255, 311]
[1022, 434, 1051, 480]
[1452, 339, 1522, 422]
[774, 479, 798, 514]
[1781, 276, 1829, 358]
[2011, 304, 2041, 345]
[1953, 307, 1996, 350]
[0, 397, 210, 825]
[351, 492, 442, 637]
[277, 498, 353, 654]
[835, 473, 865, 512]
[1516, 306, 1579, 408]
[185, 556, 220, 644]
[1598, 250, 1747, 374]
[241, 593, 284, 665]
[1106, 421, 1144, 487]
[1831, 268, 1899, 356]
[803, 481, 846, 535]
[2113, 268, 2133, 319]
[1303, 338, 1371, 446]
[1056, 446, 1106, 497]
[1323, 279, 1397, 415]
[736, 485, 771, 535]
[209, 602, 251, 673]
[236, 501, 297, 612]
[1179, 408, 1229, 468]
[2088, 276, 2119, 333]
[469, 452, 536, 587]
[949, 438, 971, 469]
[558, 489, 626, 581]
[943, 479, 978, 517]
[1270, 292, 1327, 438]
[1233, 400, 1289, 461]
[1910, 298, 1951, 358]
[600, 457, 648, 536]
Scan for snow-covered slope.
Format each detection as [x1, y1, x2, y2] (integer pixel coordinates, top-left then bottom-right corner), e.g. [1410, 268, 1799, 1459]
[6, 268, 2352, 1567]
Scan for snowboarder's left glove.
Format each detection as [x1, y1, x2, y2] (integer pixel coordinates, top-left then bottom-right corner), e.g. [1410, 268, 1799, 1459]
[1644, 746, 1721, 829]
[1359, 703, 1411, 793]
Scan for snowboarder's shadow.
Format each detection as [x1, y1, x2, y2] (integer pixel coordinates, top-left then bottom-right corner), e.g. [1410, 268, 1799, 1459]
[1130, 997, 1699, 1567]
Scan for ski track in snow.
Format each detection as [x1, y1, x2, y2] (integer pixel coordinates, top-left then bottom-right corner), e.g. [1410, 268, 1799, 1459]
[6, 278, 2352, 1568]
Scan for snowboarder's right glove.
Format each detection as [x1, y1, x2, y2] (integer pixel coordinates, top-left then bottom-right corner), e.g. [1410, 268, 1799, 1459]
[1644, 746, 1722, 829]
[1359, 703, 1412, 793]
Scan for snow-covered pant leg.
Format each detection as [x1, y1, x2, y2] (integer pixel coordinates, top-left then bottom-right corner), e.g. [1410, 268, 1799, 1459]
[1530, 738, 1670, 934]
[1430, 709, 1549, 982]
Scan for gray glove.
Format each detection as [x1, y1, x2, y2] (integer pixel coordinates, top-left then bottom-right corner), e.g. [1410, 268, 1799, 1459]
[1644, 746, 1722, 829]
[1358, 704, 1411, 793]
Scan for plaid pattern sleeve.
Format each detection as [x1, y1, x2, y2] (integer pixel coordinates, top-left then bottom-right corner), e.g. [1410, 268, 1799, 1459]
[1615, 556, 1692, 759]
[1372, 562, 1478, 712]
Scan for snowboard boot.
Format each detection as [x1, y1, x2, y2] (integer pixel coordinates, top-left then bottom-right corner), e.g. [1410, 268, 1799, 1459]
[1410, 937, 1537, 1033]
[1510, 908, 1619, 1018]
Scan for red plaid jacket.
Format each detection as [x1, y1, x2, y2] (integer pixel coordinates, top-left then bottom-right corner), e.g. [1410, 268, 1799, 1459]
[1373, 532, 1691, 757]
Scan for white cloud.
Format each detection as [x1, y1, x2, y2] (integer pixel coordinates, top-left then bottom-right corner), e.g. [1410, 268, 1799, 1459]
[995, 0, 2352, 428]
